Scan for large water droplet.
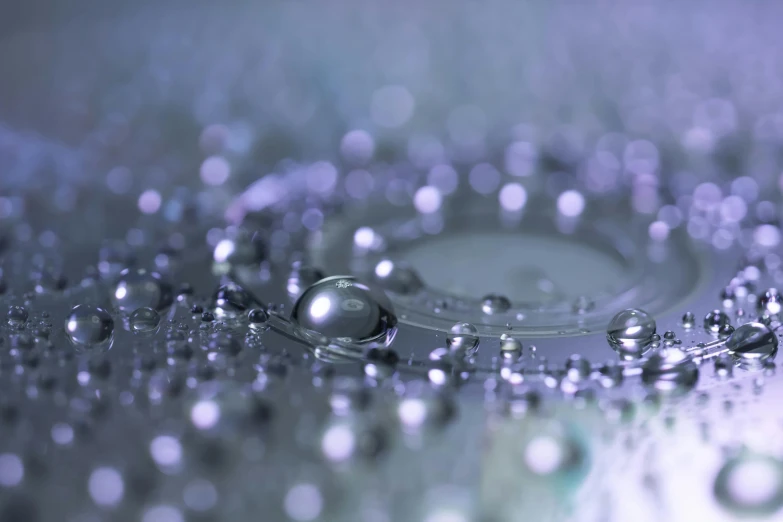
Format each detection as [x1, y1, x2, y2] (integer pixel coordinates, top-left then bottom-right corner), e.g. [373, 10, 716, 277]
[129, 307, 161, 334]
[726, 322, 779, 370]
[373, 259, 424, 295]
[641, 348, 699, 394]
[606, 309, 656, 358]
[291, 276, 397, 347]
[112, 269, 172, 312]
[481, 294, 511, 315]
[714, 454, 783, 517]
[64, 305, 114, 347]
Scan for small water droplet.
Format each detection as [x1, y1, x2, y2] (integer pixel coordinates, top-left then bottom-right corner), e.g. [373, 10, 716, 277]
[287, 262, 326, 299]
[598, 362, 624, 388]
[64, 305, 114, 347]
[714, 353, 734, 380]
[248, 309, 269, 329]
[758, 288, 783, 315]
[212, 282, 254, 317]
[571, 296, 594, 314]
[481, 294, 511, 315]
[112, 268, 173, 312]
[606, 308, 656, 358]
[565, 354, 591, 382]
[6, 306, 28, 328]
[499, 334, 522, 361]
[681, 311, 695, 329]
[129, 307, 160, 334]
[447, 323, 479, 355]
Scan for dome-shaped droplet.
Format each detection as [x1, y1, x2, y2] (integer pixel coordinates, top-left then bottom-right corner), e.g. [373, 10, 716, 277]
[481, 294, 512, 315]
[726, 322, 778, 370]
[290, 276, 397, 347]
[129, 307, 161, 334]
[6, 306, 28, 328]
[112, 268, 173, 312]
[212, 282, 255, 317]
[64, 305, 114, 346]
[606, 309, 656, 358]
[499, 334, 523, 360]
[640, 348, 699, 394]
[372, 259, 424, 295]
[714, 454, 783, 517]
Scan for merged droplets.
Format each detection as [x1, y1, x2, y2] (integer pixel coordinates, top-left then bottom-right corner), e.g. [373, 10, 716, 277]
[714, 454, 783, 517]
[725, 322, 779, 370]
[64, 305, 114, 347]
[703, 309, 730, 334]
[606, 308, 657, 358]
[641, 348, 699, 394]
[372, 259, 424, 295]
[129, 307, 161, 334]
[290, 276, 397, 348]
[112, 268, 173, 313]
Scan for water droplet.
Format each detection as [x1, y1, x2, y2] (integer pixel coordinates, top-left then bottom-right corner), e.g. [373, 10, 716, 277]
[481, 294, 511, 315]
[606, 308, 657, 358]
[571, 296, 594, 314]
[447, 323, 479, 355]
[373, 259, 424, 295]
[112, 269, 173, 312]
[726, 322, 778, 370]
[287, 262, 326, 299]
[212, 230, 266, 267]
[704, 309, 730, 334]
[64, 305, 114, 347]
[758, 288, 783, 315]
[598, 362, 623, 388]
[499, 334, 522, 360]
[248, 309, 269, 328]
[764, 361, 777, 376]
[290, 276, 397, 347]
[641, 348, 699, 394]
[396, 383, 455, 431]
[681, 311, 695, 328]
[565, 355, 591, 382]
[212, 282, 255, 317]
[6, 306, 28, 328]
[129, 307, 160, 334]
[714, 353, 734, 380]
[714, 454, 783, 516]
